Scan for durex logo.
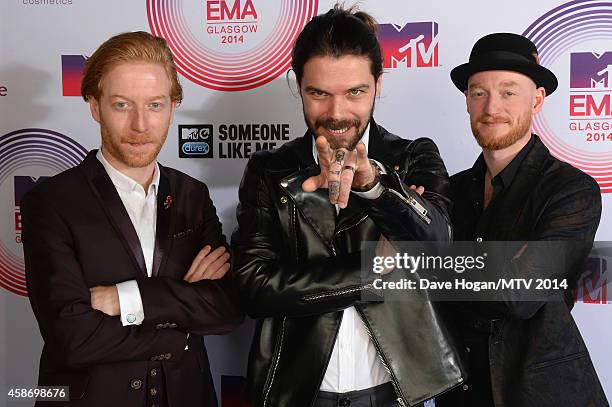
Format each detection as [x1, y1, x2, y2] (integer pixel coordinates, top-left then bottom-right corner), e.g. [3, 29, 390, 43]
[179, 125, 214, 158]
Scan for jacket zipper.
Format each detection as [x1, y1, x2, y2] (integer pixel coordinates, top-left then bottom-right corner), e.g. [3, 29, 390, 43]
[262, 316, 286, 407]
[387, 188, 431, 225]
[302, 284, 374, 302]
[355, 306, 408, 407]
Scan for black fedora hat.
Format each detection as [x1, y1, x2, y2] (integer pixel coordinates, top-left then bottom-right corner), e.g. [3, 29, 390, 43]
[451, 33, 558, 95]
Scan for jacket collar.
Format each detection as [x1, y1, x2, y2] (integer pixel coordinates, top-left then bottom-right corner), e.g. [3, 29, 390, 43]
[470, 135, 552, 233]
[278, 120, 388, 245]
[80, 150, 173, 277]
[152, 167, 172, 277]
[471, 134, 549, 188]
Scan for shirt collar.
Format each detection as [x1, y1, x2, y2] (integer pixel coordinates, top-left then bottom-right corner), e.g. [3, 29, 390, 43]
[311, 122, 371, 163]
[472, 134, 536, 190]
[96, 149, 160, 195]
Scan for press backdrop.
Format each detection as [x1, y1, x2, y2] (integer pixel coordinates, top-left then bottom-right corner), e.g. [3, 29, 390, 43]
[1, 1, 610, 405]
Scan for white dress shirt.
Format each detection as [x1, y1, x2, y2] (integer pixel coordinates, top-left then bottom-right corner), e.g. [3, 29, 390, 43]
[96, 149, 159, 326]
[312, 124, 392, 392]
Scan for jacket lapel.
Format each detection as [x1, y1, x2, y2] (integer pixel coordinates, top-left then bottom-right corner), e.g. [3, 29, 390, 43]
[276, 135, 336, 245]
[82, 151, 147, 276]
[488, 136, 550, 237]
[152, 167, 172, 277]
[280, 167, 337, 246]
[280, 126, 388, 245]
[367, 120, 396, 167]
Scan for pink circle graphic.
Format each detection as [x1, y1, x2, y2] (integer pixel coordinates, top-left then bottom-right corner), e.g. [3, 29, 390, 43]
[0, 129, 87, 296]
[523, 0, 612, 193]
[147, 0, 319, 91]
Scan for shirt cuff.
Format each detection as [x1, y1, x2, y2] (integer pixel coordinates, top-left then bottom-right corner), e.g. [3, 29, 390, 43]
[116, 280, 145, 326]
[352, 159, 388, 200]
[352, 182, 385, 199]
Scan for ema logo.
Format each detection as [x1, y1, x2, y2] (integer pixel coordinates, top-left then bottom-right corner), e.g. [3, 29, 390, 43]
[378, 22, 439, 69]
[146, 0, 318, 91]
[62, 55, 86, 96]
[0, 129, 87, 296]
[524, 1, 612, 193]
[179, 125, 214, 158]
[14, 176, 48, 241]
[569, 52, 612, 119]
[206, 0, 258, 43]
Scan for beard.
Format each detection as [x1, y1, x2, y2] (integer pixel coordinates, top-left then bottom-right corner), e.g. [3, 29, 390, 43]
[470, 111, 532, 151]
[304, 101, 375, 151]
[100, 123, 166, 168]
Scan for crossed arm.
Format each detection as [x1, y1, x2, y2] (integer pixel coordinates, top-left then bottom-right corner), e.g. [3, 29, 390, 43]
[21, 188, 242, 368]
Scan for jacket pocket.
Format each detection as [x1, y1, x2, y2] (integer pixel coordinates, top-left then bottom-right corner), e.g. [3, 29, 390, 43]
[526, 351, 587, 371]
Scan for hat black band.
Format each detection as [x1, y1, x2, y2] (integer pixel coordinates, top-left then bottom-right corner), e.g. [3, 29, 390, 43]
[472, 50, 535, 64]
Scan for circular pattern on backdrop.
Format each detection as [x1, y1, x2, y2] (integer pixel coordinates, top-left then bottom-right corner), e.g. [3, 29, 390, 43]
[523, 0, 612, 193]
[146, 0, 318, 91]
[0, 129, 87, 296]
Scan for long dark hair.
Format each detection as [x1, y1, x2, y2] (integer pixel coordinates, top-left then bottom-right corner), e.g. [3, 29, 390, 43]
[291, 3, 383, 85]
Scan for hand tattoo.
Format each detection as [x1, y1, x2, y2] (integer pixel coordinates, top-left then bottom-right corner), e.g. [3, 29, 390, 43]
[334, 151, 345, 163]
[329, 181, 340, 198]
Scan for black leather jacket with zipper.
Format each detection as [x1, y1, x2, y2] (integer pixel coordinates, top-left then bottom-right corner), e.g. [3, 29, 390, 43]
[231, 122, 466, 407]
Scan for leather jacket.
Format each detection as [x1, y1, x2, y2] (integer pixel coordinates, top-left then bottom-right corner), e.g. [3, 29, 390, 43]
[231, 122, 466, 407]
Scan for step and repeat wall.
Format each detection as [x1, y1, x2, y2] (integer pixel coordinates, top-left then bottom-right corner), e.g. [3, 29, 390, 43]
[1, 0, 610, 405]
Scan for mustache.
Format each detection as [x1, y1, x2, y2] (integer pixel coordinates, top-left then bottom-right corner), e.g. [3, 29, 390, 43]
[475, 114, 511, 124]
[123, 138, 155, 144]
[314, 117, 361, 131]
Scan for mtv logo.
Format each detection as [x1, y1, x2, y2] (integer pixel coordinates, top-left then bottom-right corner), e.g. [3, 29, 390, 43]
[14, 176, 47, 205]
[14, 176, 48, 234]
[178, 125, 214, 158]
[378, 22, 439, 69]
[62, 55, 87, 96]
[221, 375, 251, 406]
[181, 126, 210, 140]
[574, 256, 608, 304]
[570, 52, 612, 89]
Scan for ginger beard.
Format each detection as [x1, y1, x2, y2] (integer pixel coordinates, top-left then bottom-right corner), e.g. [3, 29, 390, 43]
[470, 109, 532, 151]
[100, 116, 167, 168]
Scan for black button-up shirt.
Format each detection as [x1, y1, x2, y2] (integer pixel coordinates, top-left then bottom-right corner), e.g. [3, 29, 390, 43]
[454, 135, 536, 241]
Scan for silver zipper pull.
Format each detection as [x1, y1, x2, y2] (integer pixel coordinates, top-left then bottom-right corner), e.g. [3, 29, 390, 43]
[397, 397, 406, 406]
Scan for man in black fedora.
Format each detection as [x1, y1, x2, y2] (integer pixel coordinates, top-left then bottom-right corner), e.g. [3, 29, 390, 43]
[436, 33, 608, 407]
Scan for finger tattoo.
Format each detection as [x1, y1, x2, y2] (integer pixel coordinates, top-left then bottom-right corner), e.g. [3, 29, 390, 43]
[329, 181, 340, 197]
